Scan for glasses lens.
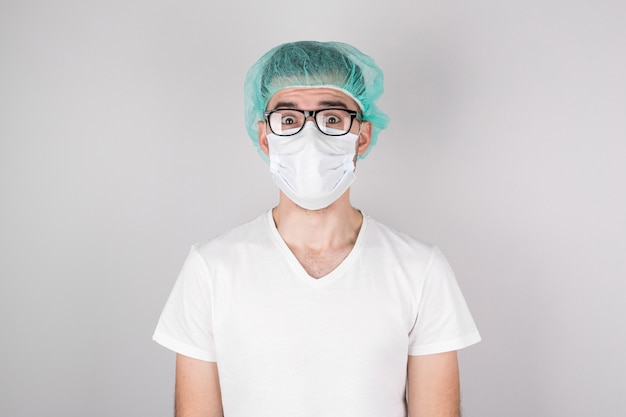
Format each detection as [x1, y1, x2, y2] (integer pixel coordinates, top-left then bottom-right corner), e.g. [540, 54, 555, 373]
[267, 109, 355, 136]
[268, 110, 305, 135]
[316, 109, 353, 136]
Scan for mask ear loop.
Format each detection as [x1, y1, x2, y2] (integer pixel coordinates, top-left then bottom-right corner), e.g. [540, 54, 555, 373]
[354, 116, 370, 162]
[355, 115, 364, 136]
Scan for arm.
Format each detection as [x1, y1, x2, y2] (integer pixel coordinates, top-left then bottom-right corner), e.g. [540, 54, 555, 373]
[175, 354, 223, 417]
[407, 351, 461, 417]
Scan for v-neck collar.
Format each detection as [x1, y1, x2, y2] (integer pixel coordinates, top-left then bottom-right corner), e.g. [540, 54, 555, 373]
[265, 209, 368, 286]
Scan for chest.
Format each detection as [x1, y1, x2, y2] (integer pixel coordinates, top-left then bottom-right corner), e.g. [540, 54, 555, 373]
[290, 246, 352, 278]
[212, 261, 417, 357]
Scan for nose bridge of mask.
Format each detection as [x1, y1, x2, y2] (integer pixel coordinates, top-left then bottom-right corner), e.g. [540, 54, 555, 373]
[301, 120, 317, 134]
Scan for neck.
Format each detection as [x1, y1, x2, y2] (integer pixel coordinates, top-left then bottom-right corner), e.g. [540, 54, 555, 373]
[272, 191, 363, 252]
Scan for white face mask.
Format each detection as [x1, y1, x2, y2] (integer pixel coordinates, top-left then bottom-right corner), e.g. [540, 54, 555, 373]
[267, 122, 359, 210]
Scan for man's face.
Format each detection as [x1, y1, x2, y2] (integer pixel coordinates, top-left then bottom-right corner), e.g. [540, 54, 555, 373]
[257, 87, 372, 158]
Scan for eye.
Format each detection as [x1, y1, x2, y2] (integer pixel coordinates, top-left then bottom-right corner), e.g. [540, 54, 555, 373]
[325, 115, 340, 124]
[281, 115, 297, 125]
[275, 110, 303, 127]
[321, 110, 347, 126]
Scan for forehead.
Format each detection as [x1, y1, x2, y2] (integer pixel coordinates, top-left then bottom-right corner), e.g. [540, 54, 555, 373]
[266, 87, 360, 111]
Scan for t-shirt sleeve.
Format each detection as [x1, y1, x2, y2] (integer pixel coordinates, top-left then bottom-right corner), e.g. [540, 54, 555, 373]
[152, 245, 217, 362]
[408, 247, 481, 356]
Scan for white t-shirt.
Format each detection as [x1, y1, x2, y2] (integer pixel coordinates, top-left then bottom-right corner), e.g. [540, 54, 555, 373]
[153, 210, 481, 417]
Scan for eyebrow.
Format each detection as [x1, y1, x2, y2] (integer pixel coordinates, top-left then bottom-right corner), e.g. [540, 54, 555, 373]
[318, 100, 349, 108]
[270, 100, 350, 110]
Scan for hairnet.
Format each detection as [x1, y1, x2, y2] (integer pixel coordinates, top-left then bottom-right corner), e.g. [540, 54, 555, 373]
[244, 41, 389, 160]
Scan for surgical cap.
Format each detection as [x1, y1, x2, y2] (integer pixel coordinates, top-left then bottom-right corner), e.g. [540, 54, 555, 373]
[244, 40, 389, 160]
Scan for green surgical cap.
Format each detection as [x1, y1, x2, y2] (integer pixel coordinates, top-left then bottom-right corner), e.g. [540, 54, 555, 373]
[244, 40, 389, 160]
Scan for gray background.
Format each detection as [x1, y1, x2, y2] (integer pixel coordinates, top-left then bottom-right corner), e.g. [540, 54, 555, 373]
[1, 1, 625, 416]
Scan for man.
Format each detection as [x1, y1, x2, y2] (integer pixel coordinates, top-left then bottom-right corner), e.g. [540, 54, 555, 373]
[153, 40, 481, 417]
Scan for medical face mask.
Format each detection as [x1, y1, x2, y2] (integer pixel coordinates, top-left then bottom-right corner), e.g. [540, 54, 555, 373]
[267, 122, 359, 210]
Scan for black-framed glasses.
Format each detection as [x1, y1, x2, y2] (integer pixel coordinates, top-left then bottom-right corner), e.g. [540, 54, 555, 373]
[264, 108, 361, 136]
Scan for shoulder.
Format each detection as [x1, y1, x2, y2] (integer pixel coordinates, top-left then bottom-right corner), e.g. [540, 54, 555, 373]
[363, 215, 437, 262]
[191, 210, 273, 265]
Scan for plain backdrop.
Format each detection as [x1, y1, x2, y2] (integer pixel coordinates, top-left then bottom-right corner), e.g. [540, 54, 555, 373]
[1, 1, 625, 416]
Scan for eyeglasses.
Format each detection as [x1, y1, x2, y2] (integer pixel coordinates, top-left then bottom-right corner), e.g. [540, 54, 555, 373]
[264, 108, 361, 136]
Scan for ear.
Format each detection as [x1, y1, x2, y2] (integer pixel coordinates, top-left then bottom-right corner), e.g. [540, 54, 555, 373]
[258, 121, 269, 157]
[356, 121, 373, 157]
